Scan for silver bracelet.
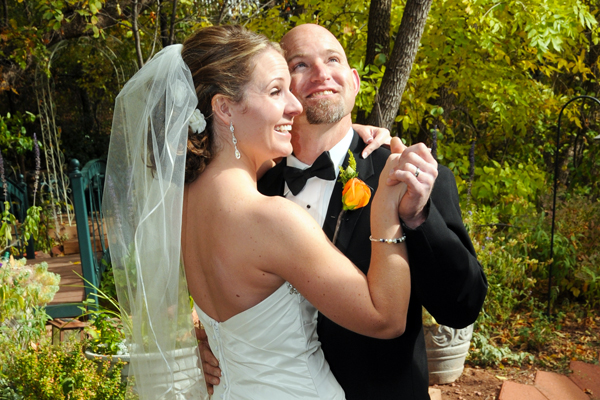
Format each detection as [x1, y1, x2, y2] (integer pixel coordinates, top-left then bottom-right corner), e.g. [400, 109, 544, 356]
[369, 234, 407, 244]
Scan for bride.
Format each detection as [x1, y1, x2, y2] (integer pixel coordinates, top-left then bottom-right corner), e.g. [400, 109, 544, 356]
[104, 25, 410, 400]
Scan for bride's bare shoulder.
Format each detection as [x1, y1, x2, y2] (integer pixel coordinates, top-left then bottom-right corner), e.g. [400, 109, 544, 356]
[250, 194, 319, 232]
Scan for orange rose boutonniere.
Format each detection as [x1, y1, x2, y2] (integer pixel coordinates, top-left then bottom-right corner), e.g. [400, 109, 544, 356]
[342, 177, 371, 210]
[332, 151, 372, 245]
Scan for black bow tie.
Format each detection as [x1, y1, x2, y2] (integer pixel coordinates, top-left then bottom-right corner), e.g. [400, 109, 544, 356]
[283, 152, 336, 196]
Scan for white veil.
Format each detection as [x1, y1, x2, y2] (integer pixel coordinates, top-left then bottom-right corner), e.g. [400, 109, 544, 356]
[103, 44, 207, 400]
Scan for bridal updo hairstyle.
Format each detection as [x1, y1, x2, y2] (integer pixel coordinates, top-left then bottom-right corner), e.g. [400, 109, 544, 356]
[181, 25, 282, 183]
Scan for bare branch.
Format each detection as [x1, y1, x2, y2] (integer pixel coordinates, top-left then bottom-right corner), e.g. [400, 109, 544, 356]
[132, 0, 144, 68]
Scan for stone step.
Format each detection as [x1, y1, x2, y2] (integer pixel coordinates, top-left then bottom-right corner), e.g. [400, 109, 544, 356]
[428, 387, 442, 400]
[62, 236, 107, 255]
[499, 367, 597, 400]
[569, 361, 600, 400]
[535, 371, 590, 400]
[499, 381, 548, 400]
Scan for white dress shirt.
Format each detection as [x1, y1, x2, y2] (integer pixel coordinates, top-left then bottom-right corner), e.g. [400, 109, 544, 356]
[284, 128, 354, 228]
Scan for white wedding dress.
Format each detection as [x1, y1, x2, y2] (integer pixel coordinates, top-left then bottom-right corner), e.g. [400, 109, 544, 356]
[194, 283, 346, 400]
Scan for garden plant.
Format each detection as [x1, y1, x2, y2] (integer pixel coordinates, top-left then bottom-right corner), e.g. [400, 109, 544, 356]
[0, 256, 131, 399]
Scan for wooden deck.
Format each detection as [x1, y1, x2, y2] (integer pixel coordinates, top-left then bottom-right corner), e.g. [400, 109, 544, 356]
[27, 254, 85, 305]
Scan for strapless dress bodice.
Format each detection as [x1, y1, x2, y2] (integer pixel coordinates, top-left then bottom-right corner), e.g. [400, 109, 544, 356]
[194, 283, 345, 400]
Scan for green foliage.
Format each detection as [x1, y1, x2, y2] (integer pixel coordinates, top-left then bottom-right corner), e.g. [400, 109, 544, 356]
[0, 341, 127, 400]
[0, 201, 44, 256]
[469, 331, 533, 367]
[0, 203, 18, 252]
[0, 112, 37, 171]
[465, 208, 544, 366]
[465, 199, 599, 367]
[30, 198, 59, 255]
[22, 205, 42, 245]
[100, 259, 118, 305]
[468, 160, 546, 221]
[338, 150, 359, 185]
[78, 273, 131, 356]
[0, 257, 60, 348]
[85, 313, 128, 356]
[529, 194, 600, 306]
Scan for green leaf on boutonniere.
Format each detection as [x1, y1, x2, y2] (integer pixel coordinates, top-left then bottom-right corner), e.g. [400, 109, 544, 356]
[338, 150, 358, 185]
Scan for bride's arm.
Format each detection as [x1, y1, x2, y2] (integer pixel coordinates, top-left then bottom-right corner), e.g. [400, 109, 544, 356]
[258, 154, 411, 339]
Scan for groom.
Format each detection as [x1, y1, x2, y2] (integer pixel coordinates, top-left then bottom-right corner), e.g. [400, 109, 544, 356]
[201, 24, 487, 400]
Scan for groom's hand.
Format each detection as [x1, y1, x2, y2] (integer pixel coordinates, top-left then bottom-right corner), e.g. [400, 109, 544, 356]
[196, 325, 221, 394]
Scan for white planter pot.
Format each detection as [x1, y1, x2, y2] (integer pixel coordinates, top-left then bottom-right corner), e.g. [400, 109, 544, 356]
[423, 324, 473, 385]
[84, 349, 130, 380]
[130, 347, 207, 399]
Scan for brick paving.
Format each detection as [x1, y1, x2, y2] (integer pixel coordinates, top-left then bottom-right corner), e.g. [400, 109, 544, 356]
[535, 371, 590, 400]
[493, 361, 600, 400]
[569, 361, 600, 400]
[499, 381, 549, 400]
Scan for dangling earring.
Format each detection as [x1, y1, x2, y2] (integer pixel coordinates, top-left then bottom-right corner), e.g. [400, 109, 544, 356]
[230, 121, 241, 159]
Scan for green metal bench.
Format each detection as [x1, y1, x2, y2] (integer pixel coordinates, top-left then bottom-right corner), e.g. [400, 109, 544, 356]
[0, 174, 35, 259]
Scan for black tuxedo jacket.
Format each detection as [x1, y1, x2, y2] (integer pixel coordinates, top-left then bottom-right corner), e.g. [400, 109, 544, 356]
[258, 131, 488, 400]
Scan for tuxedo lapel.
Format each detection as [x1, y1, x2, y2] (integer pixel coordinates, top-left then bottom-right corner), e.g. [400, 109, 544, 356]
[323, 131, 375, 252]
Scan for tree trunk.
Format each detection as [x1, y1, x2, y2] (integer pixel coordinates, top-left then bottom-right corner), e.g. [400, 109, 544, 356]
[169, 0, 178, 45]
[1, 0, 8, 28]
[366, 0, 433, 130]
[160, 1, 169, 48]
[365, 0, 391, 70]
[356, 0, 392, 125]
[160, 0, 178, 47]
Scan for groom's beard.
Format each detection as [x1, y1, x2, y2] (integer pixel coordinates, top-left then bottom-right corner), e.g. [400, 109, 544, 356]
[303, 97, 346, 125]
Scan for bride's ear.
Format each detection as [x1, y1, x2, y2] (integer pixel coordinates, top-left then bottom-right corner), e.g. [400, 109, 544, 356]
[211, 94, 233, 127]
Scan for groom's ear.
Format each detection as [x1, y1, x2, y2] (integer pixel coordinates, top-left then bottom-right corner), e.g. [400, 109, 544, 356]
[351, 68, 360, 96]
[211, 94, 233, 126]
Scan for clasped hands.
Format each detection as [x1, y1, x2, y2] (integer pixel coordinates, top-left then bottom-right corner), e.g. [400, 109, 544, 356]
[380, 137, 438, 229]
[354, 126, 438, 229]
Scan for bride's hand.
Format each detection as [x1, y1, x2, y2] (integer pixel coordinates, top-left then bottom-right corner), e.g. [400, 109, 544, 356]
[377, 147, 408, 215]
[384, 138, 438, 228]
[352, 124, 392, 158]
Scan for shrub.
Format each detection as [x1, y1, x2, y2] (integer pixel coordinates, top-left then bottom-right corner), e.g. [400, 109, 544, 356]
[0, 341, 128, 400]
[465, 207, 551, 366]
[545, 194, 600, 307]
[465, 200, 599, 367]
[0, 256, 59, 348]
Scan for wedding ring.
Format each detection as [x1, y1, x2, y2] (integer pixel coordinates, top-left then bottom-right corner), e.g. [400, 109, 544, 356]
[414, 167, 421, 178]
